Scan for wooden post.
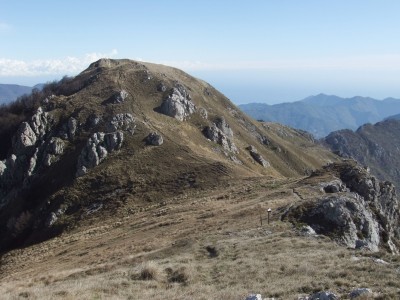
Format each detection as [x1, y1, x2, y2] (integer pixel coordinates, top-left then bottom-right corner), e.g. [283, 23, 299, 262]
[267, 208, 272, 224]
[260, 209, 263, 227]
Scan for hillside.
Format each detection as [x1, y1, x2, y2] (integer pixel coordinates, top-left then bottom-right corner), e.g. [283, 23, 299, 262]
[0, 59, 399, 299]
[323, 119, 400, 188]
[239, 94, 400, 138]
[0, 84, 34, 104]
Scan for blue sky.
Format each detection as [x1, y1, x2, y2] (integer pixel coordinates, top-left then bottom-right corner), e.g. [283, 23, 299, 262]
[1, 0, 400, 104]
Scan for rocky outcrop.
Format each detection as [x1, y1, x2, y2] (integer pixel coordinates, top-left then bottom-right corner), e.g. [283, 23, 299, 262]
[12, 107, 52, 155]
[244, 294, 262, 300]
[215, 117, 233, 137]
[291, 194, 380, 251]
[286, 161, 400, 253]
[349, 288, 372, 299]
[0, 107, 58, 206]
[113, 90, 128, 103]
[309, 291, 338, 300]
[159, 83, 196, 121]
[76, 131, 124, 177]
[320, 179, 347, 193]
[203, 124, 238, 154]
[145, 132, 163, 146]
[106, 113, 135, 134]
[246, 145, 270, 167]
[198, 107, 208, 119]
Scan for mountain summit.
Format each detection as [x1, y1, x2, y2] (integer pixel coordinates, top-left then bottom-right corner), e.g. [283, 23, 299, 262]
[0, 59, 334, 251]
[1, 59, 400, 299]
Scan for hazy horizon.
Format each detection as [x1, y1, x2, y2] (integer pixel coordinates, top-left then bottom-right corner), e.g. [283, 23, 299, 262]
[2, 1, 400, 104]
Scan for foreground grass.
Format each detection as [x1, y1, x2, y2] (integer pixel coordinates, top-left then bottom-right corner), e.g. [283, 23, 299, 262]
[1, 178, 399, 299]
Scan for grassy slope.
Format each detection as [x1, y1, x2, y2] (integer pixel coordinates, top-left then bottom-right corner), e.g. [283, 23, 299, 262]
[1, 174, 399, 299]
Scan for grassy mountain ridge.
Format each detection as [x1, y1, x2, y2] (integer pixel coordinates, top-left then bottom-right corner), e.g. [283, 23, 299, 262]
[0, 59, 336, 253]
[2, 60, 400, 299]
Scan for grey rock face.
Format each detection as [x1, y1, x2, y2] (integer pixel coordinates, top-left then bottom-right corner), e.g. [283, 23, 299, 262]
[67, 117, 78, 140]
[349, 288, 372, 299]
[246, 145, 270, 167]
[48, 137, 65, 156]
[29, 107, 52, 140]
[309, 291, 338, 300]
[160, 84, 196, 121]
[245, 294, 262, 300]
[76, 131, 123, 177]
[288, 162, 400, 253]
[107, 90, 129, 104]
[203, 124, 238, 154]
[106, 113, 135, 133]
[199, 107, 208, 119]
[12, 122, 37, 153]
[294, 194, 380, 251]
[321, 179, 347, 193]
[146, 132, 163, 146]
[215, 117, 233, 137]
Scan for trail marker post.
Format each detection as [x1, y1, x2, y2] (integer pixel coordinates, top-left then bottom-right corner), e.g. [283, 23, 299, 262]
[267, 208, 272, 224]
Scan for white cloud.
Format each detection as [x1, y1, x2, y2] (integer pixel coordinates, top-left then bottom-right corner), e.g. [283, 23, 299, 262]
[0, 49, 118, 76]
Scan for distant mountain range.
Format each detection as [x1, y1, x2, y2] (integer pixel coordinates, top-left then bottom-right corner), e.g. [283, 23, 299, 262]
[0, 83, 44, 104]
[323, 119, 400, 188]
[239, 94, 400, 138]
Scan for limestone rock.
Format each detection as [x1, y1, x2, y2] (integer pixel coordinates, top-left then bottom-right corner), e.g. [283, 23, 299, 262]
[215, 117, 233, 137]
[12, 122, 37, 154]
[289, 194, 380, 251]
[106, 90, 129, 104]
[48, 137, 65, 155]
[160, 84, 196, 121]
[321, 179, 347, 193]
[245, 294, 262, 300]
[203, 124, 238, 154]
[106, 113, 135, 133]
[146, 132, 163, 146]
[349, 288, 372, 299]
[67, 117, 78, 140]
[246, 145, 270, 167]
[12, 107, 52, 155]
[29, 107, 52, 140]
[27, 148, 39, 176]
[309, 291, 338, 300]
[199, 107, 208, 119]
[76, 131, 124, 177]
[324, 162, 400, 253]
[0, 160, 6, 177]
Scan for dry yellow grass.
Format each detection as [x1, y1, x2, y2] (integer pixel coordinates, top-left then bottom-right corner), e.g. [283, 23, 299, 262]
[1, 175, 399, 299]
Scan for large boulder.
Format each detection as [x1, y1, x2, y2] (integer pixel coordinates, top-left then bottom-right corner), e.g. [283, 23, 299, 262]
[246, 145, 270, 167]
[309, 291, 338, 300]
[159, 83, 196, 121]
[215, 116, 233, 137]
[349, 288, 372, 299]
[288, 194, 380, 251]
[76, 131, 123, 177]
[106, 113, 135, 133]
[287, 161, 400, 253]
[203, 124, 238, 154]
[145, 132, 163, 146]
